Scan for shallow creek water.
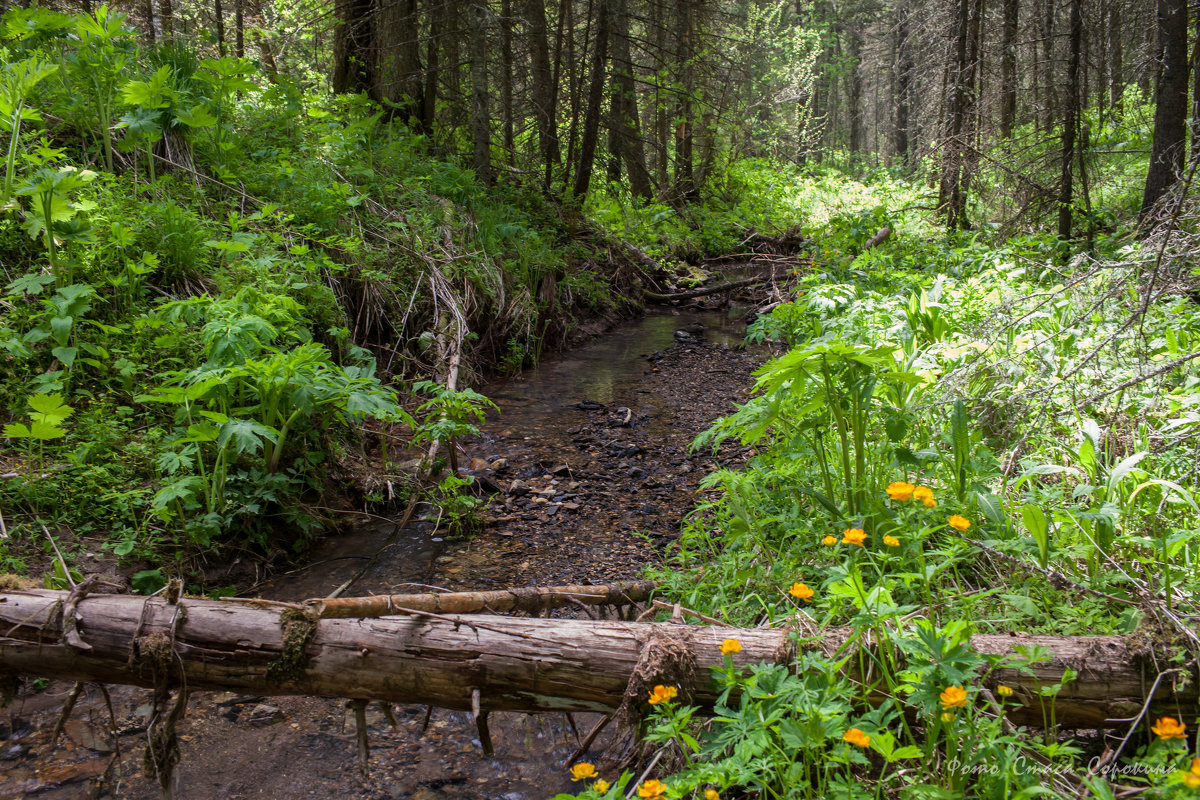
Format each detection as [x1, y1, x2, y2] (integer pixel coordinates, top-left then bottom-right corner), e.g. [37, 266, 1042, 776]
[230, 306, 749, 799]
[7, 306, 756, 800]
[258, 306, 748, 604]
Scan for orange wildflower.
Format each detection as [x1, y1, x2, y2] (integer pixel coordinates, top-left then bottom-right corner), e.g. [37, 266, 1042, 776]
[886, 481, 915, 501]
[720, 639, 742, 656]
[788, 582, 814, 601]
[570, 763, 598, 781]
[647, 685, 678, 705]
[1151, 716, 1187, 740]
[939, 686, 969, 709]
[948, 515, 971, 531]
[841, 528, 866, 546]
[843, 728, 871, 747]
[638, 779, 667, 798]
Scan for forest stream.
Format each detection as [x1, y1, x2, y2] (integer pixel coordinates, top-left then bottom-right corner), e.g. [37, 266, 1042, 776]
[2, 306, 763, 800]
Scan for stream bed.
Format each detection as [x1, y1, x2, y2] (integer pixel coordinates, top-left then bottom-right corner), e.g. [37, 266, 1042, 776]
[3, 306, 762, 800]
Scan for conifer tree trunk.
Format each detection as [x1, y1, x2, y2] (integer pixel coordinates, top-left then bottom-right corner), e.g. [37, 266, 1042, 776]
[1105, 0, 1122, 111]
[422, 2, 441, 132]
[894, 8, 912, 166]
[572, 0, 610, 200]
[468, 1, 492, 184]
[332, 0, 375, 95]
[1058, 0, 1082, 239]
[999, 0, 1018, 136]
[1139, 0, 1188, 220]
[235, 0, 244, 57]
[609, 0, 653, 199]
[215, 0, 225, 56]
[525, 0, 560, 192]
[378, 0, 423, 121]
[500, 0, 514, 160]
[673, 0, 695, 200]
[847, 27, 864, 155]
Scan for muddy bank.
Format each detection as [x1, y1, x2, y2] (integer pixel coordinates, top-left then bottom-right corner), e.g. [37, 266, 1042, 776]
[1, 315, 760, 800]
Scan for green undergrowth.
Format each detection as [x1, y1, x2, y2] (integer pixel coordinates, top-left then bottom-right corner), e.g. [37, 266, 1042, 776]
[561, 191, 1200, 794]
[0, 7, 638, 586]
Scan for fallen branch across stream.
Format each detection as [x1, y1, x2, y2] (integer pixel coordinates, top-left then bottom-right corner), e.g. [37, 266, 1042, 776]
[643, 272, 786, 303]
[297, 580, 660, 618]
[1, 589, 1194, 730]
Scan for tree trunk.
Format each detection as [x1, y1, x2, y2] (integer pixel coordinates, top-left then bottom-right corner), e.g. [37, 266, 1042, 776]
[160, 0, 173, 36]
[500, 0, 514, 159]
[1058, 0, 1082, 239]
[234, 0, 244, 58]
[525, 0, 560, 192]
[377, 0, 424, 121]
[608, 0, 653, 199]
[250, 0, 277, 82]
[1139, 0, 1188, 221]
[894, 8, 912, 166]
[1105, 0, 1122, 112]
[215, 0, 225, 56]
[0, 590, 1194, 729]
[847, 27, 863, 156]
[939, 0, 975, 228]
[468, 1, 492, 184]
[999, 0, 1018, 136]
[332, 0, 375, 95]
[673, 0, 695, 200]
[422, 0, 441, 132]
[572, 0, 610, 200]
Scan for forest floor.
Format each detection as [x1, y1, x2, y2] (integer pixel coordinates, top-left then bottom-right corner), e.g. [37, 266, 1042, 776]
[1, 314, 762, 800]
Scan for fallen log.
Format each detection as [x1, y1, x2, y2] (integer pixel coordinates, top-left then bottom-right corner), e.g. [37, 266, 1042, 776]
[0, 589, 1194, 729]
[298, 580, 659, 618]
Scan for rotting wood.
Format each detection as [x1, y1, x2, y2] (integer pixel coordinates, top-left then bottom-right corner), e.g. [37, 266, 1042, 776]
[0, 589, 1195, 729]
[302, 580, 659, 618]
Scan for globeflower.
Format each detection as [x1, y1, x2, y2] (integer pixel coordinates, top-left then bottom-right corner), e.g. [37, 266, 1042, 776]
[822, 535, 837, 546]
[886, 481, 915, 501]
[594, 779, 611, 793]
[788, 582, 814, 601]
[570, 763, 598, 781]
[843, 728, 871, 747]
[1151, 716, 1187, 740]
[997, 685, 1013, 698]
[720, 639, 742, 656]
[841, 528, 866, 546]
[882, 535, 900, 547]
[940, 686, 969, 709]
[1184, 758, 1200, 789]
[913, 486, 937, 507]
[638, 779, 666, 798]
[948, 515, 971, 531]
[705, 790, 721, 800]
[647, 685, 678, 705]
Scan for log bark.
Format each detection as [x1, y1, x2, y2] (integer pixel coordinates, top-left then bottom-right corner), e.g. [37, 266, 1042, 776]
[0, 590, 1194, 729]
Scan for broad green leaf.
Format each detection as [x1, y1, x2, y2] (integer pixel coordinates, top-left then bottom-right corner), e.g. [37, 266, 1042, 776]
[5, 271, 54, 296]
[175, 103, 218, 128]
[51, 346, 77, 368]
[27, 392, 73, 425]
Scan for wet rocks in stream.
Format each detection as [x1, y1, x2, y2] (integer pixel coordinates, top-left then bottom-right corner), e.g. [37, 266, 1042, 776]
[424, 338, 760, 592]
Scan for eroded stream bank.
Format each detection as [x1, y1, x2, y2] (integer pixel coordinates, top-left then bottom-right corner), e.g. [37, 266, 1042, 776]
[2, 308, 761, 800]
